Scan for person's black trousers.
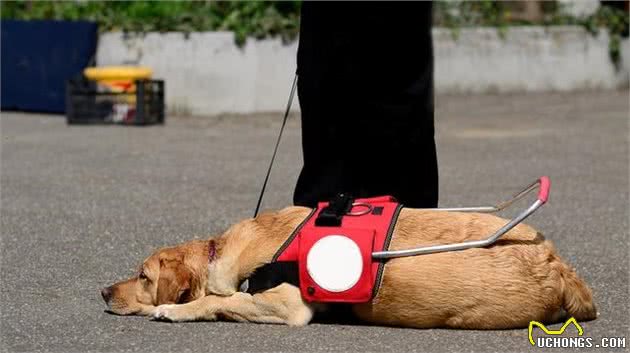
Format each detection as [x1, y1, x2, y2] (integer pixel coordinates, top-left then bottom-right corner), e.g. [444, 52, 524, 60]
[293, 2, 438, 208]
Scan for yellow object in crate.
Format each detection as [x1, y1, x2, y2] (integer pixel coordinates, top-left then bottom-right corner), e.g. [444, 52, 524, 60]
[83, 66, 153, 93]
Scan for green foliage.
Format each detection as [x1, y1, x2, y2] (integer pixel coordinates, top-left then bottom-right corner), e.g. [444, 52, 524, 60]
[0, 1, 301, 46]
[433, 1, 511, 28]
[211, 2, 300, 45]
[2, 1, 627, 64]
[578, 6, 629, 67]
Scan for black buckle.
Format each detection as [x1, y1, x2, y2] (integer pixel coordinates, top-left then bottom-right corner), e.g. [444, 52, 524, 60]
[315, 193, 354, 227]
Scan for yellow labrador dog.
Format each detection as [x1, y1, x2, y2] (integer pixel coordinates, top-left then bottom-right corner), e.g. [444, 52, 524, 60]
[102, 207, 596, 329]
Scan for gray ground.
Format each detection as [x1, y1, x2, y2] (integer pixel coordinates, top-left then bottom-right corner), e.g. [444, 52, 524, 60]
[1, 90, 628, 353]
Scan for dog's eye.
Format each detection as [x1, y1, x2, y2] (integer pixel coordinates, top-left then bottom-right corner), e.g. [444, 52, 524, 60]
[177, 289, 191, 304]
[139, 271, 148, 280]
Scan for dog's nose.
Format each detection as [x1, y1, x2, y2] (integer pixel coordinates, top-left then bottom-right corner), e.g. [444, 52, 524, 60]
[101, 286, 112, 303]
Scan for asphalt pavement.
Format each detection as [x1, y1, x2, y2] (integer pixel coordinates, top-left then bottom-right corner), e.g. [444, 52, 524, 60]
[1, 90, 628, 352]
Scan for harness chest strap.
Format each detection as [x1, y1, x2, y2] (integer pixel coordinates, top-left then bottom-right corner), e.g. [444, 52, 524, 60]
[244, 195, 403, 303]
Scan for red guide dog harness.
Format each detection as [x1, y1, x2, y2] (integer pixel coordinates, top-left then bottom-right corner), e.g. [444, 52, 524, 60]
[244, 195, 403, 303]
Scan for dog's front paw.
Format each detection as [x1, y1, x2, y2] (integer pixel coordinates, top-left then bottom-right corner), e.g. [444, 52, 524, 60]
[152, 304, 179, 322]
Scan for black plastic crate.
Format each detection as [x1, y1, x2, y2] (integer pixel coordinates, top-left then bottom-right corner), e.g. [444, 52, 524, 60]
[66, 78, 165, 125]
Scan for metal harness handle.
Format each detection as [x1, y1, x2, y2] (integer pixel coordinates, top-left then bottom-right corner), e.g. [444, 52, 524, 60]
[372, 176, 551, 259]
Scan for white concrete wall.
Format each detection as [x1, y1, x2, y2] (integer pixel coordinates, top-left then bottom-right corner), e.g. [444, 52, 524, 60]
[97, 27, 629, 116]
[433, 26, 627, 94]
[97, 32, 297, 116]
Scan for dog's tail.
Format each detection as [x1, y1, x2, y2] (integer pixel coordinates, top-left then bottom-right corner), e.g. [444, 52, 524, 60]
[557, 258, 597, 321]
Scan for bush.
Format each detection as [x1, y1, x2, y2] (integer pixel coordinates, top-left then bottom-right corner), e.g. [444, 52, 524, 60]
[0, 1, 301, 46]
[2, 0, 627, 63]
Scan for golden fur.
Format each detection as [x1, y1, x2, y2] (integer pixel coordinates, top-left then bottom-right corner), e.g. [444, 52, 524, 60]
[103, 207, 597, 329]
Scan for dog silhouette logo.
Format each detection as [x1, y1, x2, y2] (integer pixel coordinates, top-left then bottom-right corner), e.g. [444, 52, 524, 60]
[528, 317, 584, 346]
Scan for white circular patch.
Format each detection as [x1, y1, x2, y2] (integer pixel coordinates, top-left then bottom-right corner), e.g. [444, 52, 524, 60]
[306, 235, 363, 293]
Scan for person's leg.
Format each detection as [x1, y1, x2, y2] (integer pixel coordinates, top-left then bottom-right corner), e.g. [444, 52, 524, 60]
[294, 2, 438, 208]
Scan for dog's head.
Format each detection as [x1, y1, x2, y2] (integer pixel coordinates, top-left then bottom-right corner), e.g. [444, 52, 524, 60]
[101, 210, 304, 315]
[101, 240, 211, 315]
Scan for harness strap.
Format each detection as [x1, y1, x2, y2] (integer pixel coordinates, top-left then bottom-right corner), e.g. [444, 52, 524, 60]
[245, 262, 299, 294]
[243, 197, 402, 301]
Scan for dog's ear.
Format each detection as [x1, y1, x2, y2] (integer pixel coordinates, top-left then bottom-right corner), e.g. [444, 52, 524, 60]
[156, 258, 192, 304]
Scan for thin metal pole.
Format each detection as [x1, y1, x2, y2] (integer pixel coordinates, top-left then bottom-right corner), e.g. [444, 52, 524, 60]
[418, 179, 540, 213]
[372, 177, 549, 259]
[372, 200, 543, 259]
